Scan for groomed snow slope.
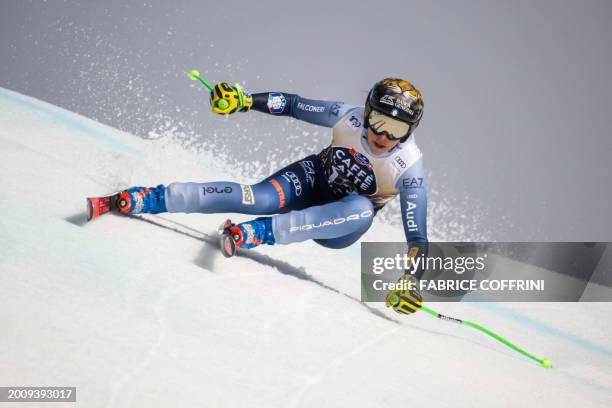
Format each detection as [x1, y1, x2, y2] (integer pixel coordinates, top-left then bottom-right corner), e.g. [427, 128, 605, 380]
[0, 88, 611, 407]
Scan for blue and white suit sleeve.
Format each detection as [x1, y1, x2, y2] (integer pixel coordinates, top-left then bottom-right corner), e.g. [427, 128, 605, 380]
[395, 157, 429, 279]
[251, 92, 355, 128]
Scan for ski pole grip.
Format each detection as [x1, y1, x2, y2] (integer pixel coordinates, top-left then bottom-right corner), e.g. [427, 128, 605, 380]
[188, 69, 213, 92]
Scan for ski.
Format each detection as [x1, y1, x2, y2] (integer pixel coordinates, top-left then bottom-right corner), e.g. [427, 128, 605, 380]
[86, 193, 123, 221]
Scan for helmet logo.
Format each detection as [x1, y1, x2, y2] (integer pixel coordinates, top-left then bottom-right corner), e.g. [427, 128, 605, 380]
[382, 79, 422, 100]
[379, 94, 418, 116]
[380, 79, 423, 115]
[380, 95, 395, 106]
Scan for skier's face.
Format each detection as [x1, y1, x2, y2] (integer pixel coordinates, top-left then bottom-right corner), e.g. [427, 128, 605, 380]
[367, 127, 401, 155]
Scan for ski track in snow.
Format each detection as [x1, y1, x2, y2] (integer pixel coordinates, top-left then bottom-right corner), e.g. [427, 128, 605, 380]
[287, 325, 402, 408]
[106, 279, 208, 408]
[107, 270, 265, 407]
[2, 87, 612, 407]
[129, 213, 398, 323]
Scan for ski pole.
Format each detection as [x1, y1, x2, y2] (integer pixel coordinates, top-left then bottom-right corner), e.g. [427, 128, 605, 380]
[188, 69, 213, 91]
[420, 305, 552, 368]
[188, 69, 243, 111]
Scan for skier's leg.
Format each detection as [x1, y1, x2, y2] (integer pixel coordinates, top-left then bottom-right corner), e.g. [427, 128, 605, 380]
[166, 161, 319, 214]
[270, 194, 374, 246]
[164, 181, 279, 214]
[313, 229, 367, 249]
[120, 156, 320, 216]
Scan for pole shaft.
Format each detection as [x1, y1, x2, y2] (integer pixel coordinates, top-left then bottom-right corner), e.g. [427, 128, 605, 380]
[421, 305, 545, 365]
[195, 75, 213, 92]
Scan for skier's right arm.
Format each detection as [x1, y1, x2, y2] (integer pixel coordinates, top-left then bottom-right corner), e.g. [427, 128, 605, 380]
[209, 82, 354, 128]
[250, 92, 355, 128]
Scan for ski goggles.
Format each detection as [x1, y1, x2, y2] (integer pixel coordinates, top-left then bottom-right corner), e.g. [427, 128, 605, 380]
[368, 110, 411, 140]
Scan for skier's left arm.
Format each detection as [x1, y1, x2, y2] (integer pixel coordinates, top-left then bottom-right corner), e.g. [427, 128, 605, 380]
[395, 157, 429, 280]
[385, 158, 429, 315]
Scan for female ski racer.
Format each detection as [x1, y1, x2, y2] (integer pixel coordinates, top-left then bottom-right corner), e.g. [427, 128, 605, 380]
[91, 78, 427, 314]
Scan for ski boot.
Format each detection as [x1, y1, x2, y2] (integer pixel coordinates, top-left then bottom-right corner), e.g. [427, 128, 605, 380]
[86, 185, 166, 221]
[218, 218, 275, 257]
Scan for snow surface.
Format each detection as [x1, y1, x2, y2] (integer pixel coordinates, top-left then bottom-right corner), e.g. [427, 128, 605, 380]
[0, 87, 611, 407]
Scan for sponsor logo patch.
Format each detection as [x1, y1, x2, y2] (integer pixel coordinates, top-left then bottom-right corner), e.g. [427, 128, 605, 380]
[346, 115, 362, 130]
[392, 155, 407, 173]
[300, 160, 316, 188]
[242, 224, 260, 245]
[328, 147, 377, 196]
[380, 94, 419, 115]
[402, 177, 424, 188]
[240, 184, 255, 205]
[395, 156, 407, 169]
[289, 209, 373, 232]
[380, 95, 395, 106]
[438, 315, 462, 323]
[267, 93, 287, 114]
[132, 191, 145, 213]
[349, 148, 372, 170]
[281, 171, 302, 196]
[297, 101, 325, 113]
[269, 178, 286, 208]
[203, 186, 233, 194]
[405, 200, 418, 232]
